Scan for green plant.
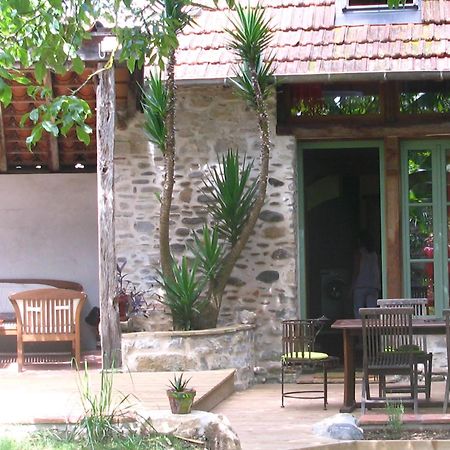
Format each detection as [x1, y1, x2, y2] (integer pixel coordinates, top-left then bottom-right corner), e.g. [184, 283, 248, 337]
[385, 401, 404, 439]
[157, 257, 207, 331]
[168, 373, 192, 392]
[203, 150, 258, 245]
[74, 363, 132, 448]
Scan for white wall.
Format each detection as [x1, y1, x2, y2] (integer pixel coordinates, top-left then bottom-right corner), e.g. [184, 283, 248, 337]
[0, 173, 99, 349]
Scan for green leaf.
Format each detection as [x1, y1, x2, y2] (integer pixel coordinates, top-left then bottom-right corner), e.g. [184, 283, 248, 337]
[34, 61, 46, 84]
[76, 125, 90, 145]
[42, 120, 59, 136]
[71, 57, 84, 75]
[0, 79, 12, 107]
[11, 0, 31, 14]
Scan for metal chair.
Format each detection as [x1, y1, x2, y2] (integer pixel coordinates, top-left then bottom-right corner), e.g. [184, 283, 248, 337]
[377, 298, 432, 399]
[443, 309, 450, 413]
[360, 307, 419, 414]
[281, 319, 338, 410]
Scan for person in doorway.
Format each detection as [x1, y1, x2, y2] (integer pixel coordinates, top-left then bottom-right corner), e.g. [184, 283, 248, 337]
[352, 231, 381, 318]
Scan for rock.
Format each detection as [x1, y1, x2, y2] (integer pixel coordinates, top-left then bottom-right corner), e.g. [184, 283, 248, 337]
[328, 423, 364, 440]
[313, 413, 363, 441]
[268, 177, 284, 187]
[263, 226, 286, 239]
[271, 248, 291, 260]
[259, 210, 284, 223]
[256, 270, 279, 283]
[239, 310, 257, 324]
[138, 410, 242, 450]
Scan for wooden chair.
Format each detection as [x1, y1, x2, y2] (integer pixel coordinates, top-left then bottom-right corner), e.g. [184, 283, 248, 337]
[443, 309, 450, 413]
[9, 288, 86, 371]
[281, 319, 338, 410]
[360, 307, 419, 414]
[377, 298, 432, 399]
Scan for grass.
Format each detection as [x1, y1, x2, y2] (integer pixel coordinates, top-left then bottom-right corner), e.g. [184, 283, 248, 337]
[0, 431, 202, 449]
[0, 364, 204, 449]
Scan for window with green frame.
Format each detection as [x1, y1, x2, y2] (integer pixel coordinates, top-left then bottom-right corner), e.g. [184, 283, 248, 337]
[402, 141, 450, 316]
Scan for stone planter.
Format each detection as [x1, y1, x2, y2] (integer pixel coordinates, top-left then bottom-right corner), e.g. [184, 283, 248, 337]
[121, 324, 256, 389]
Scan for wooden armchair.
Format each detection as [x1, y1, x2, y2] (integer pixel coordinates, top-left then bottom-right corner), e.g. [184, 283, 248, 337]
[9, 288, 86, 371]
[377, 298, 432, 399]
[360, 307, 419, 414]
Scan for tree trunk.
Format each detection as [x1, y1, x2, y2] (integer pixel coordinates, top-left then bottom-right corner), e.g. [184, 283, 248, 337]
[97, 65, 121, 369]
[159, 50, 177, 281]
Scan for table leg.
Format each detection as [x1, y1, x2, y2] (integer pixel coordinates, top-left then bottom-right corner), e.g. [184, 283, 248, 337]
[340, 329, 356, 412]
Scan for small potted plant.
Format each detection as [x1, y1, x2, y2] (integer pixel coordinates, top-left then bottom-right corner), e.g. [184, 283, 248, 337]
[166, 373, 196, 414]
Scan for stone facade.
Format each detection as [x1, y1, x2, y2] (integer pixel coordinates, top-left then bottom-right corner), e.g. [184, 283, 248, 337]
[114, 85, 298, 382]
[122, 325, 255, 389]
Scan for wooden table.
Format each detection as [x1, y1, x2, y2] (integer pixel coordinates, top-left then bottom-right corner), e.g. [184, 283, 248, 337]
[331, 317, 446, 412]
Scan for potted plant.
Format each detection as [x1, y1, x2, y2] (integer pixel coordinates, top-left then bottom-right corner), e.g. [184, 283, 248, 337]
[166, 373, 196, 414]
[116, 261, 150, 321]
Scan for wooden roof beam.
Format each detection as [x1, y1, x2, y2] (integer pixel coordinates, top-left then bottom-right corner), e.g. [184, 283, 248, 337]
[44, 71, 59, 172]
[0, 105, 7, 172]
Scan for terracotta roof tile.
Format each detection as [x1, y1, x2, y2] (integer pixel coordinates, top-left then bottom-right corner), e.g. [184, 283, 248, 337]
[175, 0, 450, 81]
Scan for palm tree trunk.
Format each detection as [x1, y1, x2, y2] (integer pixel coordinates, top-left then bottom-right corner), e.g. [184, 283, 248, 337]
[160, 50, 176, 280]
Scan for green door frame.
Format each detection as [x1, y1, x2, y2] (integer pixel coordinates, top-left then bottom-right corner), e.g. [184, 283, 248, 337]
[297, 140, 386, 318]
[401, 139, 450, 316]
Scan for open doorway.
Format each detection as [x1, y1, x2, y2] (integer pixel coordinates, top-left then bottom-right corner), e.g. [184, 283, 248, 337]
[302, 147, 381, 355]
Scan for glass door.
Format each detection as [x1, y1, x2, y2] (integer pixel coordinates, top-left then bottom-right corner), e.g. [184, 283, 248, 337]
[402, 141, 450, 315]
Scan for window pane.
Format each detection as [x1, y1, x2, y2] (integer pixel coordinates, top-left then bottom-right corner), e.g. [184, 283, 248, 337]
[290, 83, 380, 117]
[408, 151, 432, 203]
[400, 81, 450, 114]
[410, 262, 434, 307]
[409, 206, 433, 259]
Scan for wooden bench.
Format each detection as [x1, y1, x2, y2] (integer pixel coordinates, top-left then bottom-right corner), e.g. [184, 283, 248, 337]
[9, 288, 86, 371]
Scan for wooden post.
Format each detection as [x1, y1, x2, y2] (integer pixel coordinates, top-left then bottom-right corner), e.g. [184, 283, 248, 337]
[97, 65, 121, 369]
[384, 136, 403, 298]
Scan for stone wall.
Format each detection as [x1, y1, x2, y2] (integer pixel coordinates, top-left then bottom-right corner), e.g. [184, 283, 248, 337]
[114, 85, 298, 382]
[122, 325, 255, 389]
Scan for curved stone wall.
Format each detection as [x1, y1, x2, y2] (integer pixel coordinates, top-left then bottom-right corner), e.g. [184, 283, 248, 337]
[114, 85, 298, 382]
[121, 325, 255, 389]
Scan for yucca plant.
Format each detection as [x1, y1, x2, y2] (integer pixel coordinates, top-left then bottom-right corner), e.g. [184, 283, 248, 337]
[168, 373, 192, 392]
[203, 150, 258, 245]
[158, 257, 207, 330]
[142, 71, 168, 150]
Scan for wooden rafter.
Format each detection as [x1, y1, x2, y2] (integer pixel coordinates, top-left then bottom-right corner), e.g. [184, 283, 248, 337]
[0, 105, 7, 172]
[44, 71, 60, 172]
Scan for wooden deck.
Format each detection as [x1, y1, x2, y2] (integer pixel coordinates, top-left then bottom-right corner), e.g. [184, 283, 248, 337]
[0, 352, 235, 425]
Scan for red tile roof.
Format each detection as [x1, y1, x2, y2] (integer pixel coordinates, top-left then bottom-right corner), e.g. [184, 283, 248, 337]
[175, 0, 450, 81]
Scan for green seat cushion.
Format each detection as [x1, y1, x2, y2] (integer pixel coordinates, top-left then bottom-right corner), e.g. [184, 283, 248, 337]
[282, 351, 329, 362]
[383, 344, 427, 356]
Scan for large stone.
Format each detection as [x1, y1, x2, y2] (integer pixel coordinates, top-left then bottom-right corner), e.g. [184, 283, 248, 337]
[256, 271, 279, 283]
[259, 210, 284, 223]
[271, 248, 291, 260]
[313, 413, 363, 441]
[263, 226, 286, 239]
[138, 410, 241, 450]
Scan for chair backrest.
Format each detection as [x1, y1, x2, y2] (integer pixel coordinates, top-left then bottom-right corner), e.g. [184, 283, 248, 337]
[9, 288, 86, 336]
[444, 309, 450, 368]
[377, 298, 428, 317]
[360, 307, 414, 367]
[282, 319, 320, 357]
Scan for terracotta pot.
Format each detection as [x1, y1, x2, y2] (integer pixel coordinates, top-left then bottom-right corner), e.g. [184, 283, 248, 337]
[166, 389, 196, 414]
[116, 293, 130, 321]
